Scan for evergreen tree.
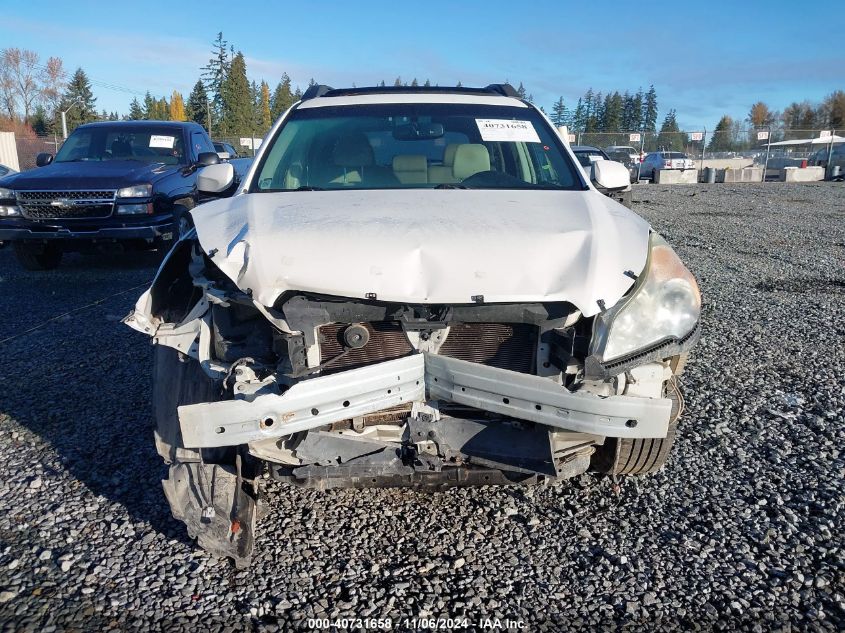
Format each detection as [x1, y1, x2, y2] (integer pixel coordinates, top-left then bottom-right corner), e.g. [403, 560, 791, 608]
[411, 78, 418, 87]
[456, 81, 462, 88]
[378, 80, 386, 87]
[572, 97, 586, 132]
[603, 92, 624, 132]
[270, 73, 294, 120]
[632, 88, 644, 130]
[393, 77, 402, 86]
[186, 80, 209, 129]
[423, 79, 431, 87]
[31, 104, 50, 135]
[201, 32, 230, 120]
[707, 115, 735, 152]
[220, 51, 252, 135]
[656, 109, 686, 151]
[128, 97, 144, 120]
[142, 92, 155, 119]
[550, 97, 568, 127]
[516, 82, 527, 99]
[259, 81, 272, 132]
[642, 85, 658, 133]
[169, 91, 186, 121]
[57, 67, 97, 134]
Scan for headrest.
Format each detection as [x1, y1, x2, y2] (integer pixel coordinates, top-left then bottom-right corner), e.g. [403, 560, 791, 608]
[111, 140, 132, 156]
[452, 144, 490, 180]
[443, 143, 459, 166]
[392, 154, 428, 173]
[332, 134, 374, 167]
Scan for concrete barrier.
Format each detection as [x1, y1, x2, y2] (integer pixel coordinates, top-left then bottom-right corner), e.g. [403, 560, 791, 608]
[701, 158, 754, 170]
[720, 167, 763, 183]
[654, 169, 699, 184]
[781, 166, 824, 182]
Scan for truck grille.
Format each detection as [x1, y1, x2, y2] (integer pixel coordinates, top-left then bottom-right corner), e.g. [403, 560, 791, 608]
[17, 190, 116, 219]
[318, 322, 537, 374]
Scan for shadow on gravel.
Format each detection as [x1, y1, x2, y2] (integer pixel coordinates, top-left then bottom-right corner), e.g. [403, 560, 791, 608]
[755, 277, 845, 293]
[0, 248, 191, 547]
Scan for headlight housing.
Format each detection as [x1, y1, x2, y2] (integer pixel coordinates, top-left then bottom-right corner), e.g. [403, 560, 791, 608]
[0, 187, 16, 200]
[116, 184, 152, 198]
[591, 233, 701, 363]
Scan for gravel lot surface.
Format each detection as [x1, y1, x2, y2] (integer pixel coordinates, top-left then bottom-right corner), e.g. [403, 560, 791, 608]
[0, 182, 843, 631]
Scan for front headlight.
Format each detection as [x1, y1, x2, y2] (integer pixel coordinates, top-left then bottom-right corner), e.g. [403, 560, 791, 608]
[593, 233, 701, 362]
[116, 184, 152, 198]
[0, 187, 16, 200]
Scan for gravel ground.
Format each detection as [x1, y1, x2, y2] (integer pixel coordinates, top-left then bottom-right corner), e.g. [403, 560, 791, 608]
[0, 182, 843, 631]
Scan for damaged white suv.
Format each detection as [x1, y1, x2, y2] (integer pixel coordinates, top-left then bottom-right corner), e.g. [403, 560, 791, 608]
[126, 84, 701, 565]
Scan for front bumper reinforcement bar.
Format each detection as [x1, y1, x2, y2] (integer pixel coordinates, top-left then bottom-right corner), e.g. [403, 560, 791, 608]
[178, 353, 671, 448]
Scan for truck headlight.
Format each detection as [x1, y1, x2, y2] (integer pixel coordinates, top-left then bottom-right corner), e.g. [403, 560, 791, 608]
[116, 184, 152, 198]
[0, 187, 16, 201]
[0, 205, 21, 216]
[116, 203, 154, 215]
[592, 233, 701, 362]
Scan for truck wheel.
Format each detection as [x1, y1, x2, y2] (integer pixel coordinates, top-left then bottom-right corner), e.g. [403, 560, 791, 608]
[591, 382, 682, 475]
[13, 243, 63, 270]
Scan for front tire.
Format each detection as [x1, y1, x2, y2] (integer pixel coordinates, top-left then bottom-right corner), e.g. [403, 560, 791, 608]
[13, 242, 63, 270]
[591, 382, 682, 475]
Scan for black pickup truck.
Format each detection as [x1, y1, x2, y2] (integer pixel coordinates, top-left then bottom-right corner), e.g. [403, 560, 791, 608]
[0, 120, 250, 270]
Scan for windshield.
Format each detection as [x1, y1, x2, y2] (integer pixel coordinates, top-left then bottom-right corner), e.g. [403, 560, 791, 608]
[252, 103, 584, 191]
[55, 126, 186, 164]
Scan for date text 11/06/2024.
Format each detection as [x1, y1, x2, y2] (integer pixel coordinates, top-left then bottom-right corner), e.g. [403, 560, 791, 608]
[306, 617, 527, 630]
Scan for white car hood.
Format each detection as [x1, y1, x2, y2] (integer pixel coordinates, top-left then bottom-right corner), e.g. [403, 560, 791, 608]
[192, 189, 650, 317]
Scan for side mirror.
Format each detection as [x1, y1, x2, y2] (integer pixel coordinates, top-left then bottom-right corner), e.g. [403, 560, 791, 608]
[591, 160, 630, 191]
[197, 163, 235, 194]
[36, 153, 53, 167]
[197, 152, 220, 167]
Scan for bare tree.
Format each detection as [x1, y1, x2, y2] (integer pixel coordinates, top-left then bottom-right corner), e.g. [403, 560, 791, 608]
[0, 53, 16, 119]
[1, 48, 41, 121]
[39, 56, 65, 116]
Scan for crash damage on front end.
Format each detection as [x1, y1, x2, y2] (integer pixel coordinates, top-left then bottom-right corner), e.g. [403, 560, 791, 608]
[125, 189, 700, 565]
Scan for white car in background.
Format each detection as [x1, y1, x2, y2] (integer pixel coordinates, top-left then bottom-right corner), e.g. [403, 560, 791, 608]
[640, 151, 695, 181]
[605, 145, 641, 164]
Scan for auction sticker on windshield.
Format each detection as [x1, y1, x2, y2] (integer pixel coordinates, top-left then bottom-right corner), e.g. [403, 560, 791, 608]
[149, 135, 175, 149]
[476, 119, 541, 143]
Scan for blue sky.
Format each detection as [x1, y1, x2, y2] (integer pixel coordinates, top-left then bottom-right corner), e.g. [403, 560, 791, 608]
[1, 0, 840, 130]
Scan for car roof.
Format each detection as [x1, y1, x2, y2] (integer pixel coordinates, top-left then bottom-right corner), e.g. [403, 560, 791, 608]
[76, 120, 200, 130]
[296, 84, 528, 109]
[298, 93, 527, 109]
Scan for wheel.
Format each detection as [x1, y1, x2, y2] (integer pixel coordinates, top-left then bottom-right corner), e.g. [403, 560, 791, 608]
[13, 242, 63, 270]
[591, 381, 683, 475]
[152, 344, 220, 463]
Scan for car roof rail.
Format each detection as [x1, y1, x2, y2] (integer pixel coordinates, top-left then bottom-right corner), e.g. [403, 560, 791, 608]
[483, 83, 520, 98]
[300, 83, 523, 100]
[301, 84, 334, 100]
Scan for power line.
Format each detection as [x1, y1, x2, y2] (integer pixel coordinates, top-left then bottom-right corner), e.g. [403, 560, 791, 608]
[0, 49, 149, 98]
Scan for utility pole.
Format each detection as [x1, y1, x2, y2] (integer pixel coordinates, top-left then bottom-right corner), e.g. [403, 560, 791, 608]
[60, 97, 83, 140]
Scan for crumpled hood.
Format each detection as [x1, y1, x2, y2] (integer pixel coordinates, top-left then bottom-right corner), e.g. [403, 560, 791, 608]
[5, 160, 176, 190]
[192, 189, 650, 317]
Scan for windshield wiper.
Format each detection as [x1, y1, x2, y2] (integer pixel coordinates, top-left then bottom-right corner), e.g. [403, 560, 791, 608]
[434, 183, 468, 189]
[290, 186, 324, 191]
